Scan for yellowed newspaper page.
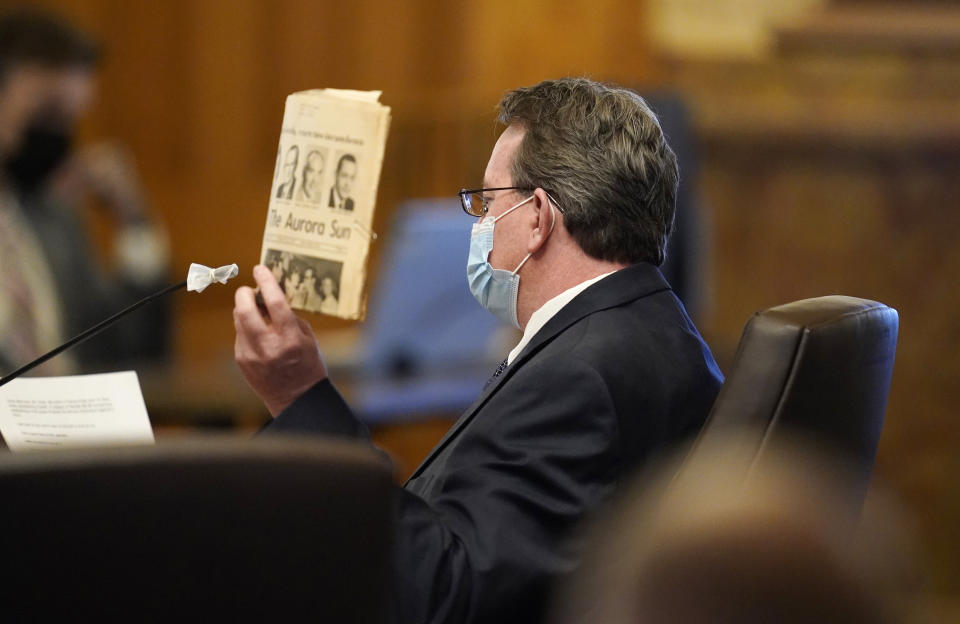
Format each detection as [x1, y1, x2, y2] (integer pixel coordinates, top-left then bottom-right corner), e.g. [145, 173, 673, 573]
[260, 88, 391, 320]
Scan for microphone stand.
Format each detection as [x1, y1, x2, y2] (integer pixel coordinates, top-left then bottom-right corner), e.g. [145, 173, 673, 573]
[0, 280, 188, 388]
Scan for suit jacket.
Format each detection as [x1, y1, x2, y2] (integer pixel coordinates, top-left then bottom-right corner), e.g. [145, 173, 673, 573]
[263, 262, 723, 624]
[277, 178, 295, 200]
[5, 195, 171, 372]
[328, 187, 354, 211]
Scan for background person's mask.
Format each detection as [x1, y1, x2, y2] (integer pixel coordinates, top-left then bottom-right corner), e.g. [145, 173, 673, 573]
[3, 120, 73, 196]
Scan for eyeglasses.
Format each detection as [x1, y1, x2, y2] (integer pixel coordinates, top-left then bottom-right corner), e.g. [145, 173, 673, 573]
[458, 187, 532, 217]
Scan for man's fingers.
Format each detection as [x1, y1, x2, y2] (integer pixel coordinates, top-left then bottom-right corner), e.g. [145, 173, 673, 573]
[295, 317, 312, 333]
[234, 284, 268, 336]
[252, 264, 298, 327]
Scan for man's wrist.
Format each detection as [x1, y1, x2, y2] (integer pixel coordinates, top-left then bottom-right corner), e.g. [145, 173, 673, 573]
[264, 370, 329, 418]
[262, 378, 369, 440]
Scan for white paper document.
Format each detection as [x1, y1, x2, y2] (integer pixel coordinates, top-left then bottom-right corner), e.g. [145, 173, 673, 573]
[0, 371, 154, 452]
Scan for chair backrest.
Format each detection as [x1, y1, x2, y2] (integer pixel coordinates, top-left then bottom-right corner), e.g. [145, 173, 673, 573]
[360, 199, 501, 377]
[693, 295, 899, 511]
[353, 199, 503, 422]
[0, 437, 394, 621]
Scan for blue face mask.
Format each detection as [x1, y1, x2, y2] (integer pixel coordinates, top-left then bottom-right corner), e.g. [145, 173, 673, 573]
[466, 194, 556, 328]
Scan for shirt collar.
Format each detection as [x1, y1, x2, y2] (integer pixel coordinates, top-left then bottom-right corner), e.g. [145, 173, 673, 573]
[507, 271, 617, 365]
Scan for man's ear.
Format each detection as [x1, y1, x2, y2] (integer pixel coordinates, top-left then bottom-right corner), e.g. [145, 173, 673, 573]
[526, 188, 559, 254]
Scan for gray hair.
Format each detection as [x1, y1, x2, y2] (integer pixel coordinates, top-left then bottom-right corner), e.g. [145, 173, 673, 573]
[498, 78, 678, 265]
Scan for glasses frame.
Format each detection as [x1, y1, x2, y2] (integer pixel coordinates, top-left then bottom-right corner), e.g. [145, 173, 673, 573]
[458, 186, 562, 217]
[458, 187, 529, 217]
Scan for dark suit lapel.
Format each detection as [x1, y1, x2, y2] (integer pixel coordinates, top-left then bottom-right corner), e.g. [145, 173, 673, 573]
[404, 357, 515, 483]
[404, 263, 671, 484]
[513, 263, 671, 365]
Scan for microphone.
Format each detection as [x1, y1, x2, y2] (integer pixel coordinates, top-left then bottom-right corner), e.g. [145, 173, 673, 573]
[0, 263, 238, 388]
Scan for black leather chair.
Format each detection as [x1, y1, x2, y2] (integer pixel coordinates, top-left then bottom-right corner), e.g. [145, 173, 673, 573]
[690, 296, 899, 512]
[0, 437, 394, 622]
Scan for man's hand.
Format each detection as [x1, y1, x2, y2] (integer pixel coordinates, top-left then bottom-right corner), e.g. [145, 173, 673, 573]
[53, 142, 149, 223]
[234, 264, 328, 417]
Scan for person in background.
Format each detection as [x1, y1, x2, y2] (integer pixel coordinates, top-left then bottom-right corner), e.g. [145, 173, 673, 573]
[550, 435, 918, 624]
[0, 8, 170, 375]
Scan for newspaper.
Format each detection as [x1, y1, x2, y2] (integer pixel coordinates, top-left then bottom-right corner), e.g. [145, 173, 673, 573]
[260, 88, 391, 320]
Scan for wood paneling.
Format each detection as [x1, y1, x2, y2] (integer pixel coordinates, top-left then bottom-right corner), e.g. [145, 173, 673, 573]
[30, 0, 655, 361]
[667, 2, 960, 598]
[16, 0, 959, 609]
[21, 0, 655, 489]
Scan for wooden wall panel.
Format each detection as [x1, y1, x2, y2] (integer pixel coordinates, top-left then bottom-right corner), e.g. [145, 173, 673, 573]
[19, 0, 655, 358]
[13, 0, 960, 609]
[667, 2, 960, 600]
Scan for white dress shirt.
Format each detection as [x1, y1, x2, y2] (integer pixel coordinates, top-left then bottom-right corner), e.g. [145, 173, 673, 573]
[507, 271, 617, 365]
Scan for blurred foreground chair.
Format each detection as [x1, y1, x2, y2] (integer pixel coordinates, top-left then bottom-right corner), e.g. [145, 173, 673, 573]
[550, 432, 913, 624]
[691, 295, 899, 512]
[0, 437, 393, 622]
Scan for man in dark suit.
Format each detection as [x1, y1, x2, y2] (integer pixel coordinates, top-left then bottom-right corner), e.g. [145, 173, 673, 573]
[233, 78, 723, 623]
[275, 145, 298, 200]
[328, 152, 356, 211]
